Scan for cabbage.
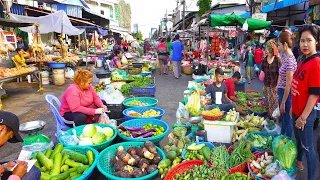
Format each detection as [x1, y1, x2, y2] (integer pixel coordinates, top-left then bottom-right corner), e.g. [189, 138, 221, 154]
[96, 126, 103, 133]
[82, 124, 97, 138]
[102, 127, 114, 139]
[92, 132, 106, 144]
[79, 134, 86, 141]
[79, 137, 93, 146]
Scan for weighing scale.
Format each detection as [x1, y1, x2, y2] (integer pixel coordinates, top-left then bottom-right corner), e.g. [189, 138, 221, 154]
[19, 120, 51, 146]
[189, 117, 202, 142]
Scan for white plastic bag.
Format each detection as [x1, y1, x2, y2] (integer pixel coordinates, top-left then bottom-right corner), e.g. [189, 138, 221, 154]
[264, 120, 281, 136]
[121, 55, 128, 65]
[265, 161, 282, 178]
[176, 102, 189, 124]
[272, 107, 280, 119]
[65, 67, 74, 79]
[254, 64, 260, 72]
[99, 113, 110, 124]
[98, 87, 125, 104]
[271, 170, 293, 180]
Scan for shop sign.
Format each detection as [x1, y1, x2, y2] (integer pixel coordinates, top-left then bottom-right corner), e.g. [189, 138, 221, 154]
[252, 13, 267, 34]
[310, 0, 320, 6]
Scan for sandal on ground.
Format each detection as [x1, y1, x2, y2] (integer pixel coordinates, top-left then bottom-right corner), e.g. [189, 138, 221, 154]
[164, 72, 168, 75]
[296, 161, 304, 171]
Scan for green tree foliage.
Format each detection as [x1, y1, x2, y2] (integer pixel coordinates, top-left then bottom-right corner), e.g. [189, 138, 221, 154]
[132, 31, 143, 40]
[197, 0, 212, 16]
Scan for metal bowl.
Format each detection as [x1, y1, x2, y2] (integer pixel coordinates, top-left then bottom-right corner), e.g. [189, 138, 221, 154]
[189, 116, 202, 124]
[20, 120, 46, 134]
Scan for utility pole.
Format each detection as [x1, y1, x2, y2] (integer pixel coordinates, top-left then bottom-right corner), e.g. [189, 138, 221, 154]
[165, 9, 168, 36]
[182, 0, 186, 32]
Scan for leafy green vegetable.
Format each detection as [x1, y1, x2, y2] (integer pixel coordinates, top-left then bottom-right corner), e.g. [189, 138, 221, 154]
[173, 126, 187, 138]
[248, 134, 273, 150]
[119, 76, 154, 96]
[266, 119, 276, 130]
[272, 135, 297, 170]
[251, 106, 266, 112]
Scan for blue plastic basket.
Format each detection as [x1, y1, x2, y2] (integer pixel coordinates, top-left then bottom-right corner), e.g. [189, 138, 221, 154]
[123, 97, 158, 109]
[131, 84, 156, 97]
[181, 142, 215, 160]
[248, 109, 268, 117]
[245, 132, 275, 152]
[117, 118, 169, 144]
[97, 142, 166, 180]
[122, 107, 166, 120]
[140, 71, 151, 76]
[48, 62, 66, 68]
[63, 146, 99, 180]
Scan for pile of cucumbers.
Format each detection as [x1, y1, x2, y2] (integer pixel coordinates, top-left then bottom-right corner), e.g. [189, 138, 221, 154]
[35, 143, 95, 180]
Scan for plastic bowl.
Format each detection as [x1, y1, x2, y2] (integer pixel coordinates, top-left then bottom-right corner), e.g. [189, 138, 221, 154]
[117, 118, 169, 144]
[58, 124, 117, 151]
[123, 107, 166, 120]
[181, 142, 215, 160]
[123, 97, 159, 109]
[97, 142, 165, 180]
[48, 62, 66, 68]
[164, 160, 211, 180]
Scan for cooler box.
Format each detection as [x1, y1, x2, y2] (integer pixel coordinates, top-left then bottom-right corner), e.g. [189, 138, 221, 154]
[203, 113, 239, 143]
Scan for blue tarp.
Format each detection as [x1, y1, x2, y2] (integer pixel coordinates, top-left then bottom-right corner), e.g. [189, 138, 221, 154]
[54, 0, 89, 8]
[76, 26, 108, 36]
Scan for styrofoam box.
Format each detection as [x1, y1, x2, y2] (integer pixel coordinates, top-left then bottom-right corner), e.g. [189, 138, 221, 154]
[203, 112, 239, 143]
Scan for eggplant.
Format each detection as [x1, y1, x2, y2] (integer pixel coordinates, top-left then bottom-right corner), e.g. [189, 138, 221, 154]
[137, 131, 154, 138]
[118, 125, 144, 132]
[131, 129, 156, 138]
[127, 147, 137, 156]
[144, 141, 157, 153]
[138, 158, 149, 169]
[132, 167, 144, 178]
[146, 164, 157, 174]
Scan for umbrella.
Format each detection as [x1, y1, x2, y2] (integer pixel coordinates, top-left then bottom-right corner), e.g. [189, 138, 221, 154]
[0, 18, 33, 27]
[210, 14, 271, 31]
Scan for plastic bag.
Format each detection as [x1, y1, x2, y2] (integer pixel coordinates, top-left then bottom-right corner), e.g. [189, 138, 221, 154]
[272, 135, 297, 170]
[272, 107, 280, 119]
[99, 113, 110, 124]
[65, 67, 74, 79]
[111, 69, 127, 80]
[265, 161, 282, 178]
[186, 91, 201, 116]
[259, 71, 265, 82]
[264, 120, 281, 136]
[98, 87, 125, 104]
[56, 130, 79, 146]
[22, 141, 54, 154]
[176, 102, 189, 124]
[271, 170, 294, 180]
[254, 64, 260, 72]
[121, 55, 128, 65]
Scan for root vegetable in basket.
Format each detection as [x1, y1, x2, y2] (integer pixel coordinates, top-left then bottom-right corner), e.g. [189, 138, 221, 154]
[117, 146, 136, 165]
[146, 164, 157, 174]
[141, 147, 155, 159]
[132, 167, 144, 178]
[144, 141, 157, 153]
[110, 156, 120, 166]
[114, 160, 126, 172]
[150, 153, 162, 164]
[138, 158, 149, 169]
[114, 170, 133, 178]
[132, 155, 141, 165]
[127, 147, 137, 156]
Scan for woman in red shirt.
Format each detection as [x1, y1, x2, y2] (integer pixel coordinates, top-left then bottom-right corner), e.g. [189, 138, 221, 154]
[291, 25, 320, 179]
[157, 38, 169, 75]
[60, 69, 108, 126]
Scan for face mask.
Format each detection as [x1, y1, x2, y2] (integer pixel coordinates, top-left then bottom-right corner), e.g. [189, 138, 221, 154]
[281, 53, 286, 59]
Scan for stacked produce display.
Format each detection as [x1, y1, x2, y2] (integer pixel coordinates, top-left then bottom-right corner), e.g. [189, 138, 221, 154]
[0, 66, 37, 79]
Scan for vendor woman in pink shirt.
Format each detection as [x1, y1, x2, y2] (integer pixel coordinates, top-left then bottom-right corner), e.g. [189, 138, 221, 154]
[60, 69, 108, 126]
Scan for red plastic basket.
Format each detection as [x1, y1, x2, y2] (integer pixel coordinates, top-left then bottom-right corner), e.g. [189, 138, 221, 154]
[227, 145, 248, 174]
[164, 160, 209, 180]
[201, 112, 224, 121]
[247, 99, 264, 106]
[246, 90, 259, 94]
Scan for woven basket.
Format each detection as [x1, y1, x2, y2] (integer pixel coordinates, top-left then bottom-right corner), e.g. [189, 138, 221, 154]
[97, 142, 166, 180]
[182, 65, 193, 75]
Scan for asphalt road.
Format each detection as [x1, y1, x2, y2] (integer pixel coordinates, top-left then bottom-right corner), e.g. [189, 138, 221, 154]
[0, 67, 317, 179]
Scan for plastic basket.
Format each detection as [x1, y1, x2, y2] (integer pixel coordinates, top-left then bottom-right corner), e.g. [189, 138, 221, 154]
[245, 132, 274, 152]
[106, 104, 124, 119]
[123, 107, 166, 120]
[247, 99, 264, 106]
[130, 84, 156, 97]
[201, 112, 224, 121]
[128, 67, 142, 75]
[97, 142, 166, 180]
[123, 97, 159, 109]
[63, 146, 99, 180]
[164, 160, 209, 180]
[117, 118, 169, 144]
[48, 62, 66, 69]
[58, 124, 117, 151]
[181, 142, 215, 160]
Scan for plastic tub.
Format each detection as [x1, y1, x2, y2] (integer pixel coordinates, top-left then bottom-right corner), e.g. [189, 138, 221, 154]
[123, 107, 165, 120]
[48, 62, 66, 69]
[123, 97, 158, 109]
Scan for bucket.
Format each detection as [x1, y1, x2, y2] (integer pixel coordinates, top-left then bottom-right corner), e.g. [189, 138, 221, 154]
[42, 71, 49, 85]
[96, 59, 103, 68]
[52, 68, 65, 86]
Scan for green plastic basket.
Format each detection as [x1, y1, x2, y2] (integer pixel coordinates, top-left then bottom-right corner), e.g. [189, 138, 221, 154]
[123, 97, 159, 109]
[58, 124, 117, 151]
[97, 142, 166, 180]
[63, 146, 99, 180]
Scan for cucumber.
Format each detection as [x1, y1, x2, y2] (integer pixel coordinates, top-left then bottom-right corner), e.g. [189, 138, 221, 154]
[77, 165, 89, 174]
[86, 150, 94, 166]
[34, 160, 41, 168]
[40, 167, 47, 172]
[61, 165, 69, 173]
[50, 153, 62, 176]
[40, 172, 51, 180]
[50, 143, 64, 159]
[65, 159, 84, 168]
[70, 172, 80, 177]
[62, 149, 88, 165]
[62, 155, 70, 165]
[50, 171, 70, 180]
[68, 167, 78, 173]
[45, 149, 52, 158]
[71, 174, 82, 180]
[37, 152, 53, 170]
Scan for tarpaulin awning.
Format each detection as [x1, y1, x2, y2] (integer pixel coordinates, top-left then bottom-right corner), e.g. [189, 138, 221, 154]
[9, 10, 84, 35]
[0, 18, 33, 27]
[210, 14, 271, 30]
[76, 26, 108, 36]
